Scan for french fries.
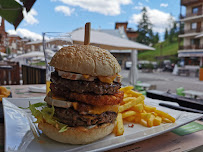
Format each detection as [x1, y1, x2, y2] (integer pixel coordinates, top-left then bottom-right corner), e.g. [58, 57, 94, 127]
[115, 113, 124, 136]
[114, 86, 176, 136]
[0, 86, 10, 101]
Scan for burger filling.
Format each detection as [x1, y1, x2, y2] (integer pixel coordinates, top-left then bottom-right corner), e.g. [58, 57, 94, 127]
[33, 70, 124, 132]
[51, 71, 121, 95]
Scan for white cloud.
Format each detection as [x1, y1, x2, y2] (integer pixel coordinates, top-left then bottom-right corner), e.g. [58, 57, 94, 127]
[57, 0, 132, 16]
[7, 28, 42, 41]
[129, 7, 174, 33]
[160, 3, 168, 7]
[23, 9, 39, 25]
[55, 5, 75, 16]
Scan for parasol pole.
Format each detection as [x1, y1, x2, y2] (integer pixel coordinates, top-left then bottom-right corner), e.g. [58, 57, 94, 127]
[84, 22, 91, 45]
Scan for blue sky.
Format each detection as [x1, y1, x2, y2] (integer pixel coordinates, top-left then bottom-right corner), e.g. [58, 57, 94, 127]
[6, 0, 181, 40]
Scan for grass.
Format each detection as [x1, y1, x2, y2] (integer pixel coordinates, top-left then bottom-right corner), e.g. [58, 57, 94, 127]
[138, 40, 179, 61]
[30, 61, 46, 66]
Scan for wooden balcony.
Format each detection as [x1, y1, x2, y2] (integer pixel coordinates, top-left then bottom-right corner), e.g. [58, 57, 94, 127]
[180, 10, 203, 19]
[179, 45, 203, 50]
[179, 27, 203, 34]
[181, 0, 203, 6]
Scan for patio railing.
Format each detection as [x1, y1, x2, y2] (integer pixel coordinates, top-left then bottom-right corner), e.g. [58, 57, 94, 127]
[179, 27, 203, 34]
[0, 61, 20, 85]
[179, 45, 203, 50]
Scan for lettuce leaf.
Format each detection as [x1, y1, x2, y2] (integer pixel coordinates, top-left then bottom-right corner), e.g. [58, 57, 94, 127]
[29, 102, 68, 132]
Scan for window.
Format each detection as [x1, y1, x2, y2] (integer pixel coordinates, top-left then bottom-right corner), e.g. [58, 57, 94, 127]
[192, 7, 199, 14]
[191, 23, 197, 30]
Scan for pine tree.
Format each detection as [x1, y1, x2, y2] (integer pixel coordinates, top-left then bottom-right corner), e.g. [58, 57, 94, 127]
[136, 7, 152, 45]
[154, 32, 159, 44]
[164, 29, 168, 40]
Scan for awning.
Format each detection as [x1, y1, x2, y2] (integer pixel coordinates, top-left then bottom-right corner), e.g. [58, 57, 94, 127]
[178, 51, 203, 57]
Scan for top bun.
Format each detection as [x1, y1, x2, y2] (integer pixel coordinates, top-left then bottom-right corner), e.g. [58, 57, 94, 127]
[49, 45, 121, 76]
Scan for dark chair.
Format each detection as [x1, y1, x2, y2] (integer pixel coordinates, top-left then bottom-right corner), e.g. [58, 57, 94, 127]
[22, 65, 46, 84]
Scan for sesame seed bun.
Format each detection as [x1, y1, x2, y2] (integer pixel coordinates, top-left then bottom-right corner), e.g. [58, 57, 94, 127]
[49, 45, 121, 76]
[38, 122, 114, 144]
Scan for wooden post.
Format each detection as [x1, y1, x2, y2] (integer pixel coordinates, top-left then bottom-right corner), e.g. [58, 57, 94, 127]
[84, 22, 91, 45]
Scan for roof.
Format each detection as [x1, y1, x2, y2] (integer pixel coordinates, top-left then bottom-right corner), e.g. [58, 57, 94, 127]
[71, 28, 154, 50]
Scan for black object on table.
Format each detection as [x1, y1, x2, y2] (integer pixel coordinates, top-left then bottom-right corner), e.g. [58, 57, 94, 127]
[159, 103, 203, 114]
[147, 90, 203, 111]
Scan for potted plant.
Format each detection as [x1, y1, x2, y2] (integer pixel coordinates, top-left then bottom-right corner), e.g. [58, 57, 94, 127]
[199, 65, 203, 81]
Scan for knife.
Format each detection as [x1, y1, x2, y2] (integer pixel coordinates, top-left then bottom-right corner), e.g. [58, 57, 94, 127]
[159, 103, 203, 114]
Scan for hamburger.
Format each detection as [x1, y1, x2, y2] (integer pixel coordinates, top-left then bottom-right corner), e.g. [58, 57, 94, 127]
[29, 45, 124, 144]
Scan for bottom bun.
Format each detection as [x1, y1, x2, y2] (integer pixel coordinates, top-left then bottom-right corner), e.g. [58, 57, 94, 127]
[38, 122, 115, 144]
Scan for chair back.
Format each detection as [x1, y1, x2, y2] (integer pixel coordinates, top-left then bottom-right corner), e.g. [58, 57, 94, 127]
[0, 62, 20, 85]
[22, 65, 46, 84]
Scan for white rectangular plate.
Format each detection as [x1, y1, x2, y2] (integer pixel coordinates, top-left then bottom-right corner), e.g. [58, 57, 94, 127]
[2, 97, 203, 152]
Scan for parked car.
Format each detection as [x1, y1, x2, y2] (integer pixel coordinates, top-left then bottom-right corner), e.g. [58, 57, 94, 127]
[125, 61, 132, 69]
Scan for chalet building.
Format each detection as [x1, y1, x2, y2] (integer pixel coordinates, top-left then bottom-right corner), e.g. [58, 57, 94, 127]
[7, 35, 29, 54]
[179, 0, 203, 66]
[115, 22, 139, 41]
[0, 18, 7, 53]
[0, 18, 30, 55]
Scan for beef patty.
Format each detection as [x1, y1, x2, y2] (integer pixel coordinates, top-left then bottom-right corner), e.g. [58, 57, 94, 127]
[54, 107, 117, 127]
[51, 71, 121, 95]
[50, 83, 123, 106]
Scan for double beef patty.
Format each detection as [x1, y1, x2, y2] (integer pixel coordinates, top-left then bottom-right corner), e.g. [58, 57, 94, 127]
[51, 71, 121, 95]
[50, 71, 120, 127]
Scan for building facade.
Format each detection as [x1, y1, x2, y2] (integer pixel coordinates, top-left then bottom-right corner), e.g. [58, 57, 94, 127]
[179, 0, 203, 66]
[0, 18, 7, 53]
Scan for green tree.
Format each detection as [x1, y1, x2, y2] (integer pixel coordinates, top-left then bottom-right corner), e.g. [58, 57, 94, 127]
[164, 29, 169, 40]
[154, 32, 159, 44]
[136, 7, 152, 45]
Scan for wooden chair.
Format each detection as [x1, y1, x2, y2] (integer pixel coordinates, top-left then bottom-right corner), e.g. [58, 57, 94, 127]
[22, 65, 46, 84]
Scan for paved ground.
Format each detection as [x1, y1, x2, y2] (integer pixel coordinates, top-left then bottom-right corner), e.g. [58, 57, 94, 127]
[121, 69, 203, 94]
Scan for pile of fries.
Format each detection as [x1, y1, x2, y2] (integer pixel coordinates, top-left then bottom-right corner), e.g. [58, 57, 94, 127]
[0, 86, 10, 101]
[114, 86, 176, 136]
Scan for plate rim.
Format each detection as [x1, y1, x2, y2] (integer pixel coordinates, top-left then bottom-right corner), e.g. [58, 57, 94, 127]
[2, 97, 203, 152]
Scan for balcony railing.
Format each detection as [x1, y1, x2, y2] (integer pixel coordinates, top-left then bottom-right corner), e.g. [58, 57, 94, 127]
[179, 45, 203, 50]
[179, 27, 203, 34]
[181, 0, 203, 6]
[180, 10, 203, 19]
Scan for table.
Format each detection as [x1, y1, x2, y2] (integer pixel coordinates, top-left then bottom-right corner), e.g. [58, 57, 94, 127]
[183, 90, 203, 99]
[0, 85, 203, 152]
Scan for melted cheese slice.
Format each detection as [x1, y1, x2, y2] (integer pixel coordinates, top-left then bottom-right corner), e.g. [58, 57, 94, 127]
[98, 74, 117, 84]
[47, 94, 119, 115]
[72, 102, 119, 114]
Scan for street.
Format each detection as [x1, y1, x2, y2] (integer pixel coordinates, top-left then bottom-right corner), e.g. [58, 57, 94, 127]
[121, 69, 203, 93]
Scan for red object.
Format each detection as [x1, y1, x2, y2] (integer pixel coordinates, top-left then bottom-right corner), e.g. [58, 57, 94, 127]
[128, 124, 134, 128]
